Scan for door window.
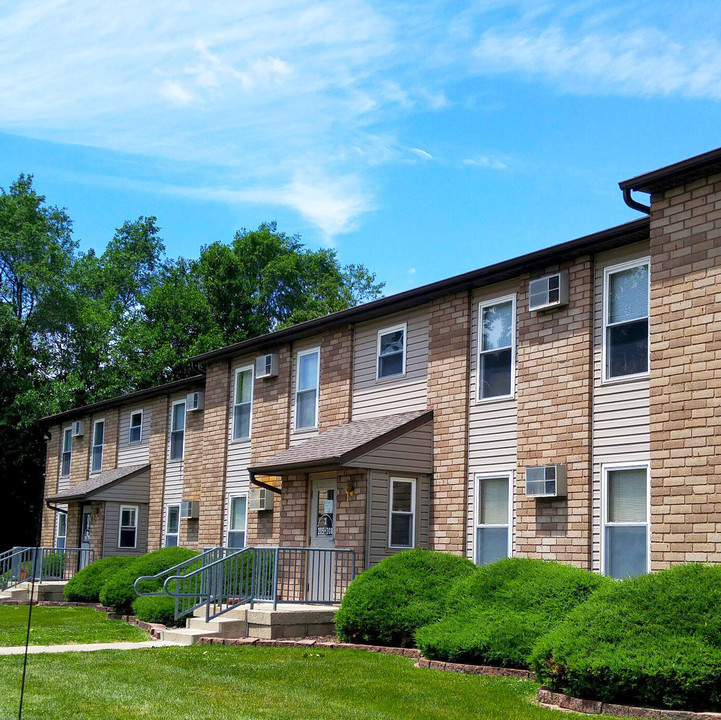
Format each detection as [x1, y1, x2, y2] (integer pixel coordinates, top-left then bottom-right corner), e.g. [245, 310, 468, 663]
[315, 488, 334, 540]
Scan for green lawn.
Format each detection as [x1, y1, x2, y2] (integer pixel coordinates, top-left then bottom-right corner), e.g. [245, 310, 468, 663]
[0, 645, 581, 720]
[0, 606, 148, 646]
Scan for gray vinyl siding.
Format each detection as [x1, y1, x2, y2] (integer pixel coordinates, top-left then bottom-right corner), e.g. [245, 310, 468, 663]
[591, 241, 651, 572]
[163, 391, 186, 508]
[93, 470, 150, 503]
[289, 338, 321, 446]
[346, 422, 433, 474]
[352, 307, 429, 420]
[466, 280, 519, 559]
[117, 406, 151, 467]
[103, 501, 148, 557]
[366, 470, 430, 567]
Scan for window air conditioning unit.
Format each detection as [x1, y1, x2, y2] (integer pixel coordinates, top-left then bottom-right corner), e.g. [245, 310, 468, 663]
[249, 486, 274, 512]
[256, 353, 279, 379]
[529, 271, 569, 312]
[525, 464, 567, 498]
[186, 391, 204, 411]
[71, 420, 85, 437]
[180, 500, 199, 519]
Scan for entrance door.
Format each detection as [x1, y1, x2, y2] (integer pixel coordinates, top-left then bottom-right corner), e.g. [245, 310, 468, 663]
[308, 478, 336, 602]
[79, 506, 92, 569]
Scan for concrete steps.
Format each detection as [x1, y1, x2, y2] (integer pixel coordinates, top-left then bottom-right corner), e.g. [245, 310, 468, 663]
[0, 581, 67, 604]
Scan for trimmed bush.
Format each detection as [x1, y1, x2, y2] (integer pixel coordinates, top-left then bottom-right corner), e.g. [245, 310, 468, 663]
[132, 595, 183, 627]
[64, 557, 134, 603]
[99, 547, 198, 614]
[335, 549, 475, 647]
[416, 558, 609, 669]
[530, 564, 721, 712]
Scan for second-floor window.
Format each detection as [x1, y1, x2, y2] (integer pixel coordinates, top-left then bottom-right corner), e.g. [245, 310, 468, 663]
[604, 259, 649, 380]
[478, 296, 515, 400]
[295, 348, 319, 430]
[377, 324, 406, 379]
[170, 401, 186, 461]
[129, 410, 143, 443]
[232, 366, 254, 440]
[60, 427, 72, 478]
[91, 419, 104, 473]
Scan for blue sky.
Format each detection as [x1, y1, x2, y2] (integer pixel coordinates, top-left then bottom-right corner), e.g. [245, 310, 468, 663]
[2, 1, 721, 296]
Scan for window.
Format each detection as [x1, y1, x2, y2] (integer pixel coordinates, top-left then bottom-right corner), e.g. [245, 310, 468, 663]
[129, 410, 143, 444]
[118, 505, 138, 549]
[232, 366, 254, 440]
[170, 401, 186, 461]
[60, 427, 72, 478]
[91, 419, 104, 473]
[475, 474, 511, 565]
[603, 466, 649, 579]
[389, 478, 416, 548]
[604, 259, 649, 380]
[164, 505, 180, 547]
[295, 348, 319, 430]
[227, 496, 248, 548]
[478, 296, 515, 400]
[377, 324, 406, 379]
[55, 511, 67, 550]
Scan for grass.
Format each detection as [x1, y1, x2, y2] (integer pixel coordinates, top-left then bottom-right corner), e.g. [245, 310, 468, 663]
[0, 606, 148, 646]
[0, 645, 581, 720]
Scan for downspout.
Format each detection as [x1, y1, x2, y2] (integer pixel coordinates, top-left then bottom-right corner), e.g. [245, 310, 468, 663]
[45, 501, 68, 515]
[622, 187, 650, 214]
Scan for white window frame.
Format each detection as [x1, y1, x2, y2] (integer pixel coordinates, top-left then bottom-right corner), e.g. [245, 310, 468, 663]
[55, 509, 67, 549]
[294, 347, 320, 431]
[169, 400, 186, 462]
[128, 409, 144, 444]
[601, 462, 650, 578]
[91, 418, 105, 474]
[60, 426, 73, 478]
[118, 504, 139, 549]
[388, 477, 416, 549]
[477, 294, 516, 403]
[227, 494, 248, 549]
[164, 504, 180, 547]
[473, 472, 513, 565]
[602, 257, 650, 384]
[232, 365, 254, 441]
[376, 322, 407, 380]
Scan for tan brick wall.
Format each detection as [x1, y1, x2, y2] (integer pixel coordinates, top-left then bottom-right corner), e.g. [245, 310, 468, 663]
[278, 475, 309, 546]
[102, 408, 120, 471]
[88, 501, 105, 560]
[147, 395, 169, 551]
[40, 425, 61, 546]
[246, 477, 282, 544]
[197, 362, 231, 548]
[427, 292, 471, 554]
[180, 388, 206, 549]
[515, 258, 593, 568]
[318, 327, 353, 431]
[65, 504, 80, 551]
[649, 174, 721, 567]
[333, 469, 367, 576]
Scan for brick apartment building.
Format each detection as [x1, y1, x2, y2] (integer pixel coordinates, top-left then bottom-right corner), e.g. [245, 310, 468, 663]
[40, 147, 721, 590]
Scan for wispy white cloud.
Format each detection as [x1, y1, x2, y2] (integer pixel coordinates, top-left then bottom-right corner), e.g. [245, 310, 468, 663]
[410, 148, 433, 160]
[462, 155, 509, 170]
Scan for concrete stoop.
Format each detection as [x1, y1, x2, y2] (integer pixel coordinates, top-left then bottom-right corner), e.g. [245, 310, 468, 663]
[0, 581, 67, 604]
[161, 604, 337, 646]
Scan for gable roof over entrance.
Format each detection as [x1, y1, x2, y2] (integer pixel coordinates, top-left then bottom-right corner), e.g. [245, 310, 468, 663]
[46, 464, 150, 503]
[249, 410, 433, 476]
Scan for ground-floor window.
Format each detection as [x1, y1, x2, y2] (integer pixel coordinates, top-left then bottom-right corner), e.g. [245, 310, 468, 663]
[119, 505, 138, 549]
[603, 464, 649, 579]
[475, 473, 512, 565]
[389, 477, 416, 548]
[227, 495, 247, 548]
[164, 505, 180, 547]
[55, 510, 67, 549]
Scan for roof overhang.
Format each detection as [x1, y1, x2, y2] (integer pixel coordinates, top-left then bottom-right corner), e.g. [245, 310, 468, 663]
[46, 464, 150, 503]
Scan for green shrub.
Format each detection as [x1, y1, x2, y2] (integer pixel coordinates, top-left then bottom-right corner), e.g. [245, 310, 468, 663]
[64, 557, 134, 602]
[335, 549, 475, 647]
[99, 547, 199, 614]
[416, 558, 609, 669]
[530, 564, 721, 712]
[132, 595, 184, 627]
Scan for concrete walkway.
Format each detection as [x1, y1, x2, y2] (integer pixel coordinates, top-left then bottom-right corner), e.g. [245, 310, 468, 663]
[0, 640, 178, 656]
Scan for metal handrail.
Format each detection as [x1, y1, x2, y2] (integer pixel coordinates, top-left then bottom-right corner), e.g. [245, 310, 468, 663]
[132, 547, 229, 595]
[1, 547, 93, 591]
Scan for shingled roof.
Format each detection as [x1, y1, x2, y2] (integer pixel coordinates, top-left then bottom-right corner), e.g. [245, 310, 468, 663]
[46, 464, 150, 502]
[249, 410, 433, 475]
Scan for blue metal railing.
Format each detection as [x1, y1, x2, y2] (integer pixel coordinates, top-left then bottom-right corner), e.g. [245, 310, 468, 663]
[0, 547, 93, 591]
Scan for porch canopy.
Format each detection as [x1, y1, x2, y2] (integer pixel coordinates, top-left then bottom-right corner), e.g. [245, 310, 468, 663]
[46, 464, 150, 503]
[249, 410, 433, 478]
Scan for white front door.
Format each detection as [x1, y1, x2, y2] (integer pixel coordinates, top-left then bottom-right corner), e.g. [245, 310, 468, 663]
[79, 506, 92, 569]
[308, 478, 336, 601]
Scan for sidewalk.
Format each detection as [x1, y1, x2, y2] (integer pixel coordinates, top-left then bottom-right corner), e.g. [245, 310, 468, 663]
[0, 640, 178, 656]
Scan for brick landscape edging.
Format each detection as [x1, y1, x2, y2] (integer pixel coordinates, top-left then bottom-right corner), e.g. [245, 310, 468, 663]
[417, 657, 535, 680]
[194, 636, 422, 657]
[537, 687, 721, 720]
